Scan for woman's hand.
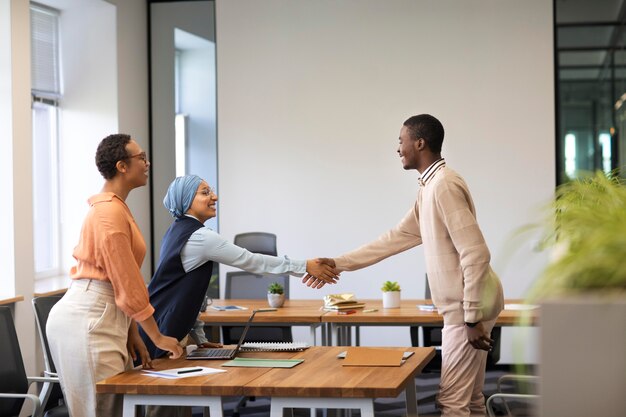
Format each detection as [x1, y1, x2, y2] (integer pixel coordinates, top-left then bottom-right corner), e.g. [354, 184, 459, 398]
[198, 341, 223, 348]
[127, 322, 153, 369]
[304, 258, 340, 289]
[155, 335, 184, 359]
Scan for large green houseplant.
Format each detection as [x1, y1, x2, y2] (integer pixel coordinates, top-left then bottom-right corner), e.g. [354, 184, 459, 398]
[529, 170, 626, 298]
[527, 171, 626, 417]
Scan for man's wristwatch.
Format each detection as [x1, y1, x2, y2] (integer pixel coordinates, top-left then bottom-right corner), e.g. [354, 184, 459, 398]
[465, 321, 479, 328]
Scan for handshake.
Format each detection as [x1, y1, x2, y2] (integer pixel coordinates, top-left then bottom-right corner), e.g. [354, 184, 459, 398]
[304, 258, 340, 289]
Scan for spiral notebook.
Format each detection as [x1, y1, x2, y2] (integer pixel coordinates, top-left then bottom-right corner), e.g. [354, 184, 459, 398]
[240, 342, 310, 352]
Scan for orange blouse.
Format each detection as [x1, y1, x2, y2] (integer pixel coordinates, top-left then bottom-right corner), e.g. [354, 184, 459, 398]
[70, 192, 154, 321]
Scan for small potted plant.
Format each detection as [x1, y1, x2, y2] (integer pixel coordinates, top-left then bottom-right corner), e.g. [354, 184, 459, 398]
[267, 282, 285, 308]
[381, 280, 401, 308]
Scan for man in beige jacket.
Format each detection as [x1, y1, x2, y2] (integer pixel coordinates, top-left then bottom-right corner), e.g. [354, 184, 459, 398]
[305, 114, 504, 416]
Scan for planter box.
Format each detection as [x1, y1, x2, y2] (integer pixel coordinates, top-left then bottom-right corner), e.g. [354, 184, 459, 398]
[539, 296, 626, 417]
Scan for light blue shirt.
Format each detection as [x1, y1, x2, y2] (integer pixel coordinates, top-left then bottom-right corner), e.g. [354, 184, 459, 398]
[180, 215, 307, 275]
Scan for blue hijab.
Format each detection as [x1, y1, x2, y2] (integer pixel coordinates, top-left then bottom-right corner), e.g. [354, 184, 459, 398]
[163, 175, 203, 218]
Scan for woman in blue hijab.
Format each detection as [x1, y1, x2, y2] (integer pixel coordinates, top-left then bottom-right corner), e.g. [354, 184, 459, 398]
[140, 175, 339, 360]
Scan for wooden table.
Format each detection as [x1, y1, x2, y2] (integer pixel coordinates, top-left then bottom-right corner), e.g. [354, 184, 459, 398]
[200, 299, 328, 344]
[96, 346, 436, 417]
[322, 299, 538, 345]
[97, 351, 298, 417]
[245, 346, 435, 417]
[200, 298, 538, 346]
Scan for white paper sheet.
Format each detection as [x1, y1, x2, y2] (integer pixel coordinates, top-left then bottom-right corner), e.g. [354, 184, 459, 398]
[142, 366, 226, 379]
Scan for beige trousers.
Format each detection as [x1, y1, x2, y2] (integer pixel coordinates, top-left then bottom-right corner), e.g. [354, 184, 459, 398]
[437, 319, 497, 417]
[47, 279, 132, 417]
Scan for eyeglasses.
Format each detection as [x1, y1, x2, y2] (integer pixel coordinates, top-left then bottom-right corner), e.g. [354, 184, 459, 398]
[127, 151, 149, 163]
[198, 186, 216, 197]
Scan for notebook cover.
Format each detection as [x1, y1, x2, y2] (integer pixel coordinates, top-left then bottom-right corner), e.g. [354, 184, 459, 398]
[342, 347, 405, 367]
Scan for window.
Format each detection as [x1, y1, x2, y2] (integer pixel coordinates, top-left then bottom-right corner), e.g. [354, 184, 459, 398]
[564, 133, 576, 179]
[174, 50, 187, 177]
[598, 132, 612, 175]
[31, 3, 62, 277]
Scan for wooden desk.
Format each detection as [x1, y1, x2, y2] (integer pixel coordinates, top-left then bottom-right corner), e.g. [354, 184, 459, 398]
[199, 299, 538, 346]
[97, 351, 297, 417]
[200, 299, 327, 344]
[245, 346, 435, 417]
[96, 346, 435, 417]
[323, 299, 539, 345]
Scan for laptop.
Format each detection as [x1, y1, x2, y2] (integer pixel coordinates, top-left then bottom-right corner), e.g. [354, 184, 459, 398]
[186, 309, 258, 360]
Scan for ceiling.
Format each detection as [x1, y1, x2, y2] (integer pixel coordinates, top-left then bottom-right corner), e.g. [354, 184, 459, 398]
[557, 0, 626, 82]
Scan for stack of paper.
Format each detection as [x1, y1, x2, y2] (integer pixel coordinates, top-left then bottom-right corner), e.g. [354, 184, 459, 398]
[323, 293, 365, 311]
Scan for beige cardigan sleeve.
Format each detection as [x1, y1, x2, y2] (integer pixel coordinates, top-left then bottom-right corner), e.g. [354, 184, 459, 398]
[334, 203, 422, 272]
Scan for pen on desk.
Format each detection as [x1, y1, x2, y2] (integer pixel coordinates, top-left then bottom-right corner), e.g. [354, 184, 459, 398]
[362, 308, 378, 313]
[177, 368, 203, 375]
[256, 308, 277, 312]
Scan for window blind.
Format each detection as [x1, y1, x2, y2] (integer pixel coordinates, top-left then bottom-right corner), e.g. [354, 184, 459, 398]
[31, 4, 60, 96]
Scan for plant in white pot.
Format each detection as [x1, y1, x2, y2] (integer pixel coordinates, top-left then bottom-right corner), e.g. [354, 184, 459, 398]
[267, 282, 285, 308]
[381, 280, 401, 308]
[526, 171, 626, 417]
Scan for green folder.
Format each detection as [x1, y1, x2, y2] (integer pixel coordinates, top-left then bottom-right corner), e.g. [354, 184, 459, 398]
[221, 358, 304, 368]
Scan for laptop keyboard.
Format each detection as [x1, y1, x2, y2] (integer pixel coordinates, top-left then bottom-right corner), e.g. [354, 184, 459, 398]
[201, 348, 236, 358]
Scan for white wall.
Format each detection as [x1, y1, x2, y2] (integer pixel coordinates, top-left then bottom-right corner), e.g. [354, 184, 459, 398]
[216, 0, 554, 363]
[108, 0, 152, 279]
[3, 0, 151, 381]
[150, 1, 215, 267]
[177, 31, 218, 230]
[5, 0, 37, 379]
[0, 0, 16, 299]
[57, 0, 117, 276]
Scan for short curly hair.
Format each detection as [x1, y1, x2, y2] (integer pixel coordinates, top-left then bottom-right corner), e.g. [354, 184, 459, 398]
[95, 134, 132, 179]
[403, 114, 445, 154]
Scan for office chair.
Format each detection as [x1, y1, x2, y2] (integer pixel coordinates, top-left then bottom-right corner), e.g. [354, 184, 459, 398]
[225, 233, 290, 417]
[486, 375, 539, 417]
[233, 232, 277, 256]
[223, 232, 292, 344]
[222, 271, 292, 344]
[32, 296, 68, 417]
[0, 306, 63, 417]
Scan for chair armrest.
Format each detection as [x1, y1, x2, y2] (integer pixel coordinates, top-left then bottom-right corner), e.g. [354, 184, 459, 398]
[28, 375, 60, 384]
[486, 393, 538, 417]
[0, 392, 42, 417]
[497, 374, 539, 393]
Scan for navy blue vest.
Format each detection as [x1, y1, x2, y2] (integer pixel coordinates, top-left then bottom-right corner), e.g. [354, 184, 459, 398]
[139, 216, 214, 360]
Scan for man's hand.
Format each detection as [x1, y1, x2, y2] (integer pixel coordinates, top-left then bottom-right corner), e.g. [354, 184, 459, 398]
[303, 258, 340, 289]
[302, 258, 339, 289]
[127, 321, 153, 369]
[465, 322, 494, 351]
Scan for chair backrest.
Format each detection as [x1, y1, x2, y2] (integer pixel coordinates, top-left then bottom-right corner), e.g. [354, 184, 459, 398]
[233, 232, 277, 256]
[0, 306, 29, 416]
[32, 296, 63, 374]
[225, 271, 290, 300]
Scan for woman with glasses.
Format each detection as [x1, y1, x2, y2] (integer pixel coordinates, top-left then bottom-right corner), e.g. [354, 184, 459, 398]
[46, 134, 183, 417]
[140, 174, 340, 360]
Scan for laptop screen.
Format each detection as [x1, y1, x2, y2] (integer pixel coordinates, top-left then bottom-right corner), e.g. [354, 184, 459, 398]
[231, 309, 259, 354]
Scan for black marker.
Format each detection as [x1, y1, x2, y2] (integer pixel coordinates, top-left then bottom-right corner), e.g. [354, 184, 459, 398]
[177, 368, 203, 374]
